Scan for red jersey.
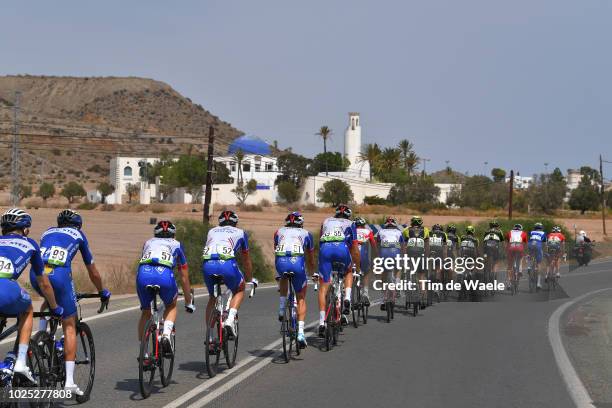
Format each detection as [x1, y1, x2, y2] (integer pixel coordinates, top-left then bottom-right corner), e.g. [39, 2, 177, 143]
[547, 232, 566, 243]
[356, 227, 377, 257]
[506, 230, 527, 251]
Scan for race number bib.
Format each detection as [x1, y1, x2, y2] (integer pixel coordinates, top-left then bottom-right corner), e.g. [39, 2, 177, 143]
[484, 233, 500, 242]
[140, 248, 174, 267]
[321, 227, 345, 242]
[407, 237, 425, 248]
[461, 240, 475, 248]
[381, 239, 400, 249]
[357, 230, 370, 244]
[510, 232, 523, 244]
[430, 236, 443, 247]
[45, 246, 69, 266]
[275, 243, 304, 256]
[203, 245, 235, 260]
[0, 257, 14, 277]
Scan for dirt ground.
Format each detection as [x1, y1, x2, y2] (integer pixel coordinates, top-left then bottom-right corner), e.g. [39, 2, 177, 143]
[7, 207, 610, 293]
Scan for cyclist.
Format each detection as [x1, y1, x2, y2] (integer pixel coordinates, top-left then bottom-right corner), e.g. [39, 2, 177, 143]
[203, 211, 256, 339]
[527, 222, 547, 290]
[315, 204, 360, 337]
[0, 208, 63, 384]
[459, 226, 480, 265]
[274, 212, 315, 348]
[445, 224, 460, 281]
[506, 224, 528, 287]
[354, 217, 377, 307]
[376, 217, 404, 310]
[482, 220, 504, 282]
[30, 209, 111, 395]
[137, 220, 194, 359]
[546, 226, 566, 280]
[402, 216, 429, 306]
[428, 224, 447, 285]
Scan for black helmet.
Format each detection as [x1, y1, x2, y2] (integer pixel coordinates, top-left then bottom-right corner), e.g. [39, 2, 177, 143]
[432, 223, 443, 231]
[410, 216, 423, 227]
[489, 220, 500, 229]
[335, 204, 352, 219]
[354, 217, 367, 227]
[57, 209, 83, 229]
[285, 211, 304, 227]
[383, 217, 398, 229]
[218, 210, 239, 227]
[1, 208, 32, 233]
[446, 224, 457, 233]
[466, 225, 475, 235]
[154, 220, 176, 238]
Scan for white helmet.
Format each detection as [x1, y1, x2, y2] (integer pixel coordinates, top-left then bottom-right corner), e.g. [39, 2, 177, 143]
[579, 230, 586, 236]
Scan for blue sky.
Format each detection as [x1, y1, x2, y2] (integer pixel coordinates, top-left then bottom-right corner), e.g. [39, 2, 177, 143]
[2, 1, 611, 177]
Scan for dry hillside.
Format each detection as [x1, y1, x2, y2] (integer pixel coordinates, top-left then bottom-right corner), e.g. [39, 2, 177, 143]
[0, 75, 242, 194]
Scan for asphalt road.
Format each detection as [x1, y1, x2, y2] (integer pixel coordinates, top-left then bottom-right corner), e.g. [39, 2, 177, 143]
[2, 259, 612, 408]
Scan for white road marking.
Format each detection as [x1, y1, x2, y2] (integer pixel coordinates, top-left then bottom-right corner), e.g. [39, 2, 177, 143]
[167, 299, 383, 408]
[548, 287, 612, 408]
[0, 283, 278, 346]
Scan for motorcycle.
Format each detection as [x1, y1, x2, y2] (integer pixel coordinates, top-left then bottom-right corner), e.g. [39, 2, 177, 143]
[573, 242, 594, 266]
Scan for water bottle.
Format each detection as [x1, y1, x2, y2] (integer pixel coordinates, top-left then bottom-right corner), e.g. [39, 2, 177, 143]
[55, 336, 65, 360]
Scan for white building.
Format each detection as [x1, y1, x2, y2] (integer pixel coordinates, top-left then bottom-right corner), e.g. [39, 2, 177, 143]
[505, 174, 533, 190]
[566, 169, 582, 190]
[344, 112, 370, 179]
[108, 156, 159, 204]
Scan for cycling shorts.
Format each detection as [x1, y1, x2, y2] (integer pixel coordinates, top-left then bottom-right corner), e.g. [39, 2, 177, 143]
[202, 259, 244, 295]
[275, 256, 307, 293]
[30, 266, 77, 318]
[318, 242, 352, 283]
[136, 264, 178, 310]
[528, 243, 544, 263]
[0, 278, 31, 316]
[360, 255, 371, 274]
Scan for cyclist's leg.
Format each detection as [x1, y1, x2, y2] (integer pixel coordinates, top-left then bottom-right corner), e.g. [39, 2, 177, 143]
[275, 258, 289, 319]
[136, 265, 156, 340]
[361, 254, 371, 304]
[317, 244, 334, 334]
[0, 279, 33, 376]
[342, 245, 354, 310]
[290, 259, 308, 341]
[157, 267, 179, 344]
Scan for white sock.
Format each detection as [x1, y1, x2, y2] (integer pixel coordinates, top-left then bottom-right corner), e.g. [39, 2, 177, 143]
[65, 361, 75, 386]
[279, 296, 286, 314]
[363, 287, 369, 296]
[345, 287, 351, 301]
[227, 308, 237, 322]
[537, 276, 542, 286]
[163, 320, 174, 337]
[319, 311, 325, 326]
[298, 321, 305, 335]
[38, 318, 47, 332]
[16, 344, 28, 367]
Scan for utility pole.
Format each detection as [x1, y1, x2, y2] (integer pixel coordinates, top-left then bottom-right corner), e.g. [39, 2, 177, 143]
[600, 154, 607, 236]
[11, 91, 21, 206]
[508, 169, 514, 220]
[203, 126, 215, 224]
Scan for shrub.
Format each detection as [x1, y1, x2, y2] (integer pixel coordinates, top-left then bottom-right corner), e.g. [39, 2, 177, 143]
[363, 195, 387, 205]
[277, 181, 299, 203]
[174, 219, 273, 284]
[258, 198, 272, 207]
[238, 204, 263, 212]
[100, 204, 115, 211]
[317, 179, 353, 207]
[151, 204, 169, 214]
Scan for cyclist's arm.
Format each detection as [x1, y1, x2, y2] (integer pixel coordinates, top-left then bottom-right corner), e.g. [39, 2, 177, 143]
[176, 245, 192, 305]
[368, 232, 378, 257]
[240, 231, 253, 282]
[80, 234, 104, 292]
[305, 232, 316, 275]
[350, 241, 360, 272]
[31, 248, 60, 309]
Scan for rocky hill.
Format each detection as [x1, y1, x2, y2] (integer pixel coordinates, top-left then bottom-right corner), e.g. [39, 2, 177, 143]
[0, 75, 242, 194]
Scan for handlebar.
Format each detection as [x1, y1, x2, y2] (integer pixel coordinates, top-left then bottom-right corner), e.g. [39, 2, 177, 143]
[76, 293, 109, 314]
[249, 282, 257, 298]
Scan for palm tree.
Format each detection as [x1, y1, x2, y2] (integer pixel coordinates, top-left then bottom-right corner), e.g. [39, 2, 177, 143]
[234, 149, 245, 185]
[358, 143, 382, 181]
[378, 147, 402, 179]
[398, 139, 419, 176]
[316, 126, 333, 176]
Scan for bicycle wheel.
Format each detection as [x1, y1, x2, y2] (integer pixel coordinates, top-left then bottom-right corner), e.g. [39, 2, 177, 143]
[224, 318, 239, 369]
[138, 320, 156, 399]
[385, 297, 392, 323]
[74, 322, 95, 403]
[351, 285, 359, 328]
[205, 316, 221, 378]
[32, 331, 56, 389]
[10, 339, 47, 408]
[281, 301, 291, 363]
[159, 329, 175, 387]
[324, 289, 334, 352]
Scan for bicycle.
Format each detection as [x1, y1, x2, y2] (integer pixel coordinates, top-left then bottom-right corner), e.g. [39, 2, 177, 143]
[508, 249, 522, 296]
[33, 293, 107, 404]
[404, 269, 420, 316]
[0, 311, 49, 406]
[350, 265, 366, 327]
[322, 263, 344, 352]
[526, 250, 538, 293]
[138, 286, 184, 398]
[280, 272, 300, 363]
[205, 276, 256, 378]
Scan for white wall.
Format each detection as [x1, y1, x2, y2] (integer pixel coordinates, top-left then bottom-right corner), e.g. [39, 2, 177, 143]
[300, 175, 393, 207]
[211, 184, 275, 206]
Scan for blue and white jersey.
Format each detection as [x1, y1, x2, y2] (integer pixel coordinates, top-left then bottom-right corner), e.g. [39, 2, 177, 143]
[140, 237, 187, 269]
[0, 234, 44, 279]
[528, 230, 547, 248]
[40, 227, 94, 268]
[319, 217, 357, 246]
[274, 227, 314, 257]
[203, 226, 249, 261]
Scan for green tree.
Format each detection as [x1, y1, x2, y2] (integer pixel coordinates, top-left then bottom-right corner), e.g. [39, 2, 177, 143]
[232, 179, 257, 204]
[527, 170, 567, 214]
[61, 182, 86, 204]
[398, 139, 419, 176]
[234, 150, 245, 185]
[275, 152, 313, 187]
[17, 185, 32, 201]
[491, 168, 506, 182]
[317, 179, 354, 207]
[316, 126, 333, 175]
[388, 175, 440, 205]
[358, 143, 381, 181]
[569, 175, 600, 214]
[377, 148, 402, 182]
[125, 183, 140, 204]
[311, 152, 349, 173]
[277, 181, 300, 203]
[97, 182, 115, 204]
[451, 175, 508, 210]
[37, 182, 55, 202]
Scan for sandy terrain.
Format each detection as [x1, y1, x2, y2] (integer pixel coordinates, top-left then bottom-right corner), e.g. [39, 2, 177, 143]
[5, 207, 609, 293]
